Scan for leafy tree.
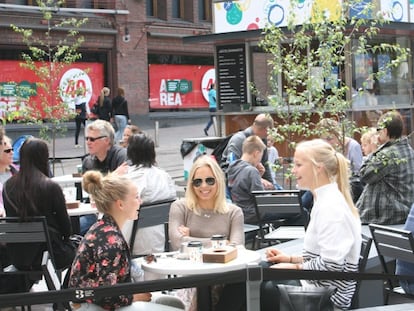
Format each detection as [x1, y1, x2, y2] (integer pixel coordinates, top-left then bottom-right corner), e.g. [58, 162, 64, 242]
[260, 0, 409, 152]
[10, 0, 87, 173]
[259, 0, 410, 182]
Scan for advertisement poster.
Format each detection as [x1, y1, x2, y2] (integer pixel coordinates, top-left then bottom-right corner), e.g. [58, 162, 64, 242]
[213, 0, 409, 34]
[149, 64, 215, 110]
[0, 60, 104, 119]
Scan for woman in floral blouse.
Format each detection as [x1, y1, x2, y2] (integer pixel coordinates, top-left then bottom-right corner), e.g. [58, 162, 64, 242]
[69, 170, 151, 310]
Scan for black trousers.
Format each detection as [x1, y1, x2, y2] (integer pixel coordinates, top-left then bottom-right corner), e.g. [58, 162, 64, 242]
[75, 117, 86, 144]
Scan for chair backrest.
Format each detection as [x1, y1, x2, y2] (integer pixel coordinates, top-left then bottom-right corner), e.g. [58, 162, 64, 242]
[252, 190, 303, 226]
[0, 216, 48, 242]
[253, 190, 302, 218]
[0, 217, 56, 296]
[129, 199, 175, 252]
[369, 223, 414, 269]
[0, 217, 54, 265]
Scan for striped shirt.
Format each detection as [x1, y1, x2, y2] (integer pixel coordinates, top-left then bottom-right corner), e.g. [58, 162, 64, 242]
[302, 183, 361, 309]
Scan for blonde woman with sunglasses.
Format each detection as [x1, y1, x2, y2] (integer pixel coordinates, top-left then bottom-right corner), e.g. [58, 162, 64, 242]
[169, 155, 244, 251]
[168, 155, 245, 311]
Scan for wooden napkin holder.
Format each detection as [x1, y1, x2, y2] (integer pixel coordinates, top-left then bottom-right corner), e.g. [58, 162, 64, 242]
[202, 246, 237, 263]
[66, 201, 80, 209]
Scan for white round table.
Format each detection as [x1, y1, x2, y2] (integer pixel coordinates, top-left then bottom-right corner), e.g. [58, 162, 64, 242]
[140, 247, 261, 311]
[140, 247, 261, 276]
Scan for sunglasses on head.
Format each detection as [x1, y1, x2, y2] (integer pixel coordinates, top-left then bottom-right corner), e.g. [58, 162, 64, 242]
[192, 177, 216, 187]
[3, 148, 13, 154]
[85, 136, 107, 142]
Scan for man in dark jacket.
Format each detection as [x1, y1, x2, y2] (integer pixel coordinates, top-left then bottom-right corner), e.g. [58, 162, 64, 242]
[222, 113, 275, 189]
[80, 119, 127, 234]
[357, 111, 414, 224]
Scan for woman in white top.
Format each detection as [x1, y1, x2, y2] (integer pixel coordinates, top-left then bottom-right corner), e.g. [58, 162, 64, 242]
[262, 139, 361, 310]
[122, 134, 176, 256]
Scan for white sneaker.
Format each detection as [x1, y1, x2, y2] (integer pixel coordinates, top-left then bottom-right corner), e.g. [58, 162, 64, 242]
[75, 144, 81, 148]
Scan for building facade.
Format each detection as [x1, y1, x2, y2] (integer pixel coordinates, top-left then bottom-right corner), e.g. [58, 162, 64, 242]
[0, 0, 214, 117]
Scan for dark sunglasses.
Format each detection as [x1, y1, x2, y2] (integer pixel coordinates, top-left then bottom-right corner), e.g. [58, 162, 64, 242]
[192, 177, 216, 187]
[85, 136, 107, 142]
[3, 149, 13, 154]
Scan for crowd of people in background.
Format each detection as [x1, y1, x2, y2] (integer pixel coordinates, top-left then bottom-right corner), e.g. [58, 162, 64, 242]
[74, 86, 131, 147]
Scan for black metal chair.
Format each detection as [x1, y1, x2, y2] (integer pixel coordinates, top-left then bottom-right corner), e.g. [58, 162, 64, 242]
[252, 190, 308, 249]
[0, 216, 56, 310]
[129, 199, 176, 256]
[351, 234, 373, 309]
[369, 223, 414, 304]
[41, 251, 69, 311]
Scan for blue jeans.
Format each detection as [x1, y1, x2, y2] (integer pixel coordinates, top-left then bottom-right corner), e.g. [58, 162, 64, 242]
[400, 279, 414, 295]
[114, 115, 128, 143]
[79, 214, 98, 236]
[205, 108, 217, 131]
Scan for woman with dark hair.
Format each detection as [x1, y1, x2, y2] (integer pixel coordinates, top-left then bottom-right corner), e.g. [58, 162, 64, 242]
[111, 87, 130, 144]
[3, 138, 74, 272]
[122, 134, 176, 256]
[92, 87, 112, 121]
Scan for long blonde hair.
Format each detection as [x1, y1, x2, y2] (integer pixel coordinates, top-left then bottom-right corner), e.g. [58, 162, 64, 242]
[296, 139, 359, 217]
[99, 87, 110, 107]
[185, 155, 228, 215]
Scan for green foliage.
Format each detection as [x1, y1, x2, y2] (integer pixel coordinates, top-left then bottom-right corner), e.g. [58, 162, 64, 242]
[255, 0, 410, 183]
[10, 0, 87, 130]
[259, 0, 410, 180]
[9, 0, 87, 174]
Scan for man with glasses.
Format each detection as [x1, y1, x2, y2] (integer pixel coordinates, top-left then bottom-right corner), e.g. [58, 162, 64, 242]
[82, 120, 127, 174]
[80, 120, 128, 234]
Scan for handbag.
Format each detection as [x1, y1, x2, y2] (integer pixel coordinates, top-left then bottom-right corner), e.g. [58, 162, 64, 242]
[277, 284, 335, 311]
[50, 237, 76, 270]
[48, 227, 82, 270]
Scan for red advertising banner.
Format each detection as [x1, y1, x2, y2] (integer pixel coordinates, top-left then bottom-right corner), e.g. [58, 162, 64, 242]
[149, 64, 215, 110]
[0, 60, 104, 119]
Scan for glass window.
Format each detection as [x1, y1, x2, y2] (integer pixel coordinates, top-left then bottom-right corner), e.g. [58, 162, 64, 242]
[351, 37, 411, 111]
[147, 0, 156, 17]
[198, 0, 212, 22]
[172, 0, 182, 19]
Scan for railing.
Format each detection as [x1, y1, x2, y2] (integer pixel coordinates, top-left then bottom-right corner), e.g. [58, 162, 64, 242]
[1, 265, 413, 311]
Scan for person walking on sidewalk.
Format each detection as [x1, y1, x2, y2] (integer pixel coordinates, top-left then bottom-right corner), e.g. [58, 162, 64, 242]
[111, 87, 130, 144]
[74, 88, 90, 148]
[204, 83, 217, 136]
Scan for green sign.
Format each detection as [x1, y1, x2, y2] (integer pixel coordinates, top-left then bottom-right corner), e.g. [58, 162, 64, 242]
[166, 79, 192, 94]
[0, 81, 37, 98]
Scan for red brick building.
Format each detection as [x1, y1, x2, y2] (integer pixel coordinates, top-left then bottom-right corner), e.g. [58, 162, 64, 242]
[0, 0, 214, 116]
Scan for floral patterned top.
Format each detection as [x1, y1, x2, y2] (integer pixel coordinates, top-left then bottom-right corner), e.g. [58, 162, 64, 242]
[69, 214, 133, 310]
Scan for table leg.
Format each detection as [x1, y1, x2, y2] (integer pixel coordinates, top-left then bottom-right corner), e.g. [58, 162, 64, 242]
[197, 286, 212, 311]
